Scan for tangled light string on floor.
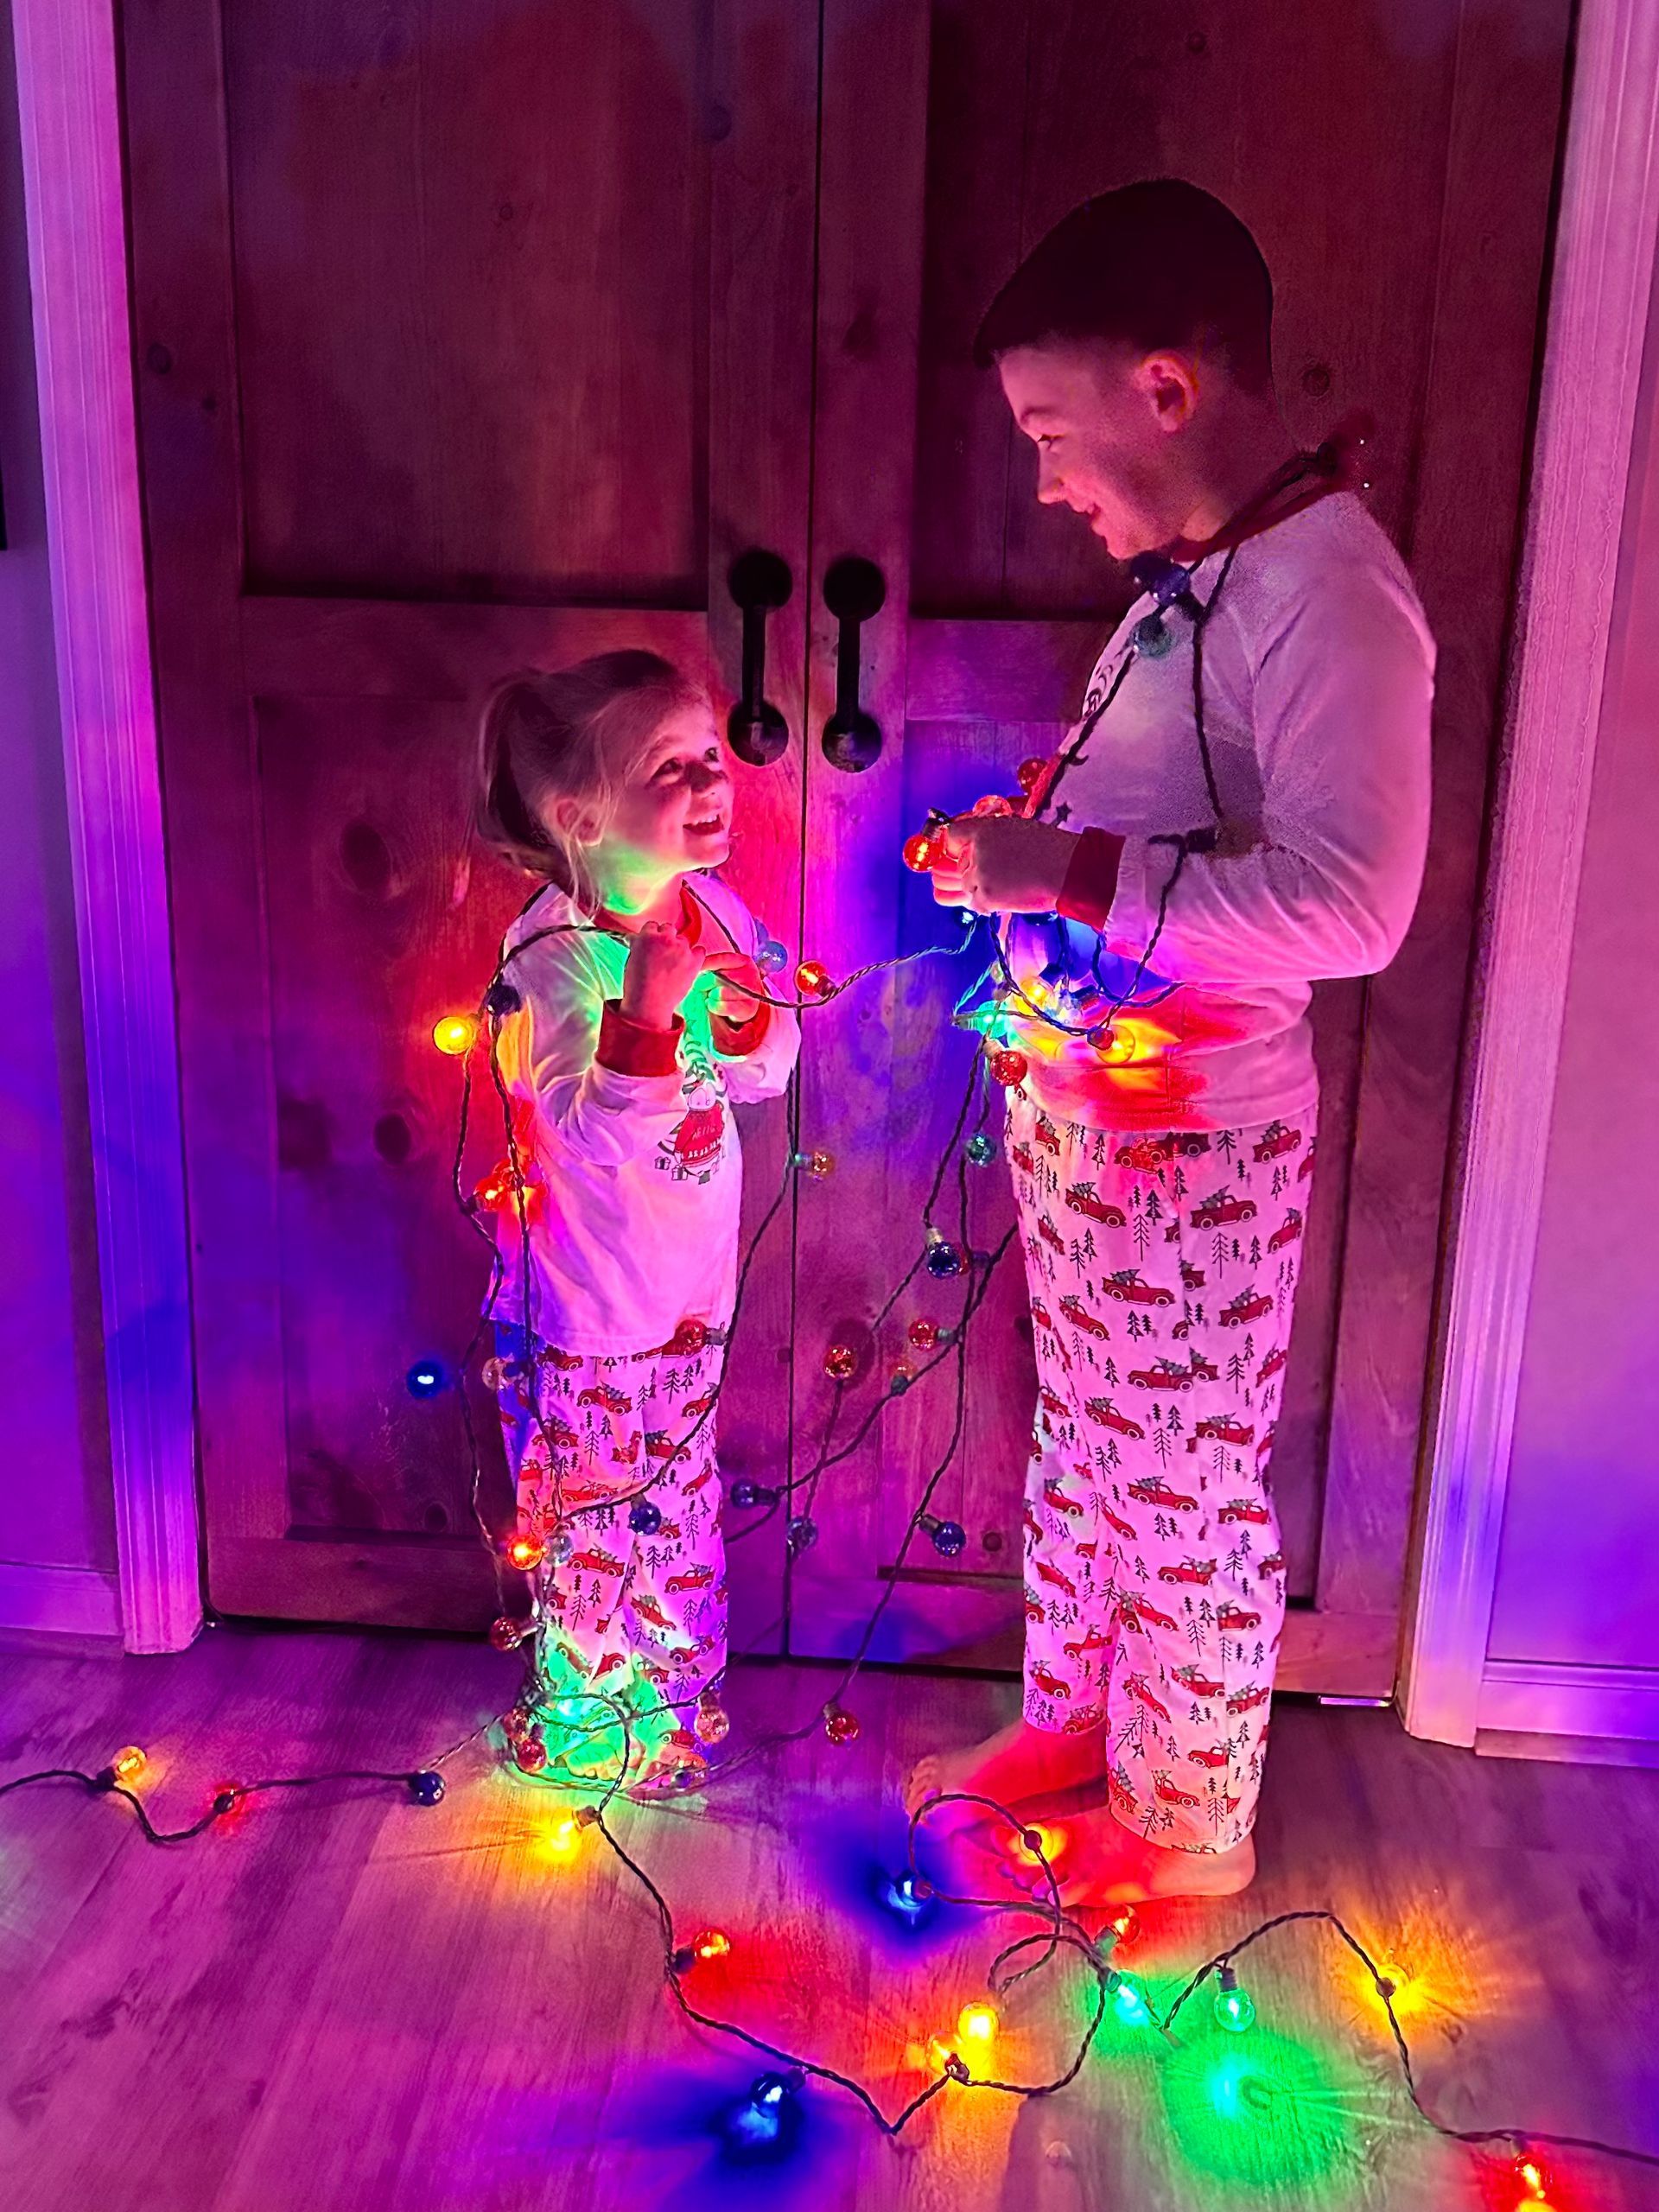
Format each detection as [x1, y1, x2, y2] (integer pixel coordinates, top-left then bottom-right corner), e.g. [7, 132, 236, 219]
[3, 1756, 1656, 2202]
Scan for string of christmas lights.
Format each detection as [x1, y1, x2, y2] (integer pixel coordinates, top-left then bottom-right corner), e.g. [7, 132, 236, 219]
[5, 1752, 1658, 2201]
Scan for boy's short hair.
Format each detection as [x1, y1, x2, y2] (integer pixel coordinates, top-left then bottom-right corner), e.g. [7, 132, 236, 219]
[974, 179, 1274, 391]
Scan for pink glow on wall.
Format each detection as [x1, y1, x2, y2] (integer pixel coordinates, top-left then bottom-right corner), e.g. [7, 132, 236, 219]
[1490, 238, 1659, 1673]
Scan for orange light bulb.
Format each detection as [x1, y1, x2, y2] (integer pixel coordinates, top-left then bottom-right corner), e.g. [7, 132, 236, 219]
[507, 1534, 545, 1572]
[432, 1014, 478, 1057]
[692, 1929, 731, 1961]
[110, 1745, 147, 1784]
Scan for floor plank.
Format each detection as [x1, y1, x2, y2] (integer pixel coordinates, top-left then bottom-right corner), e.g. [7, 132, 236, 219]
[1, 1627, 1656, 2211]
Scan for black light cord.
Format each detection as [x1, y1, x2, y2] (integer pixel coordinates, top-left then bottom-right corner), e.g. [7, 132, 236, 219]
[7, 1756, 1656, 2183]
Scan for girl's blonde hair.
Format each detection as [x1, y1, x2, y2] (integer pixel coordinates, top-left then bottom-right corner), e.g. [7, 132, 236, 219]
[474, 650, 711, 911]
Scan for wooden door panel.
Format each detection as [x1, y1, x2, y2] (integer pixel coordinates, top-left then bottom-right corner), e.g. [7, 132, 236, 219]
[225, 0, 712, 601]
[126, 0, 819, 1636]
[791, 0, 1571, 1693]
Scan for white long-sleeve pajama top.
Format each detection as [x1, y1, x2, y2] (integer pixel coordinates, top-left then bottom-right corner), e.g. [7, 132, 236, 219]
[487, 875, 799, 1356]
[1010, 491, 1437, 1133]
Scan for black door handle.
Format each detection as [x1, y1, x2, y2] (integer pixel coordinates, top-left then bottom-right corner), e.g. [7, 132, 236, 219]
[820, 556, 887, 772]
[726, 549, 793, 766]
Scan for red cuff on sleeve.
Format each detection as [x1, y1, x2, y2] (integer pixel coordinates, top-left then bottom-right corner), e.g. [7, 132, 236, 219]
[1056, 828, 1127, 931]
[595, 1001, 683, 1078]
[709, 1001, 773, 1059]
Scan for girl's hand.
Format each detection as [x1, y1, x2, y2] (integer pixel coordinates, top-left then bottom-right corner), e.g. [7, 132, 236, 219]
[620, 921, 702, 1029]
[698, 945, 768, 1025]
[931, 816, 1079, 914]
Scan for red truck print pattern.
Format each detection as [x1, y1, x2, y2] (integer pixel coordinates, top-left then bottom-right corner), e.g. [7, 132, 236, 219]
[1103, 1269, 1176, 1306]
[1059, 1294, 1112, 1338]
[1065, 1182, 1128, 1226]
[1006, 1092, 1313, 1853]
[1191, 1189, 1257, 1229]
[488, 1322, 731, 1775]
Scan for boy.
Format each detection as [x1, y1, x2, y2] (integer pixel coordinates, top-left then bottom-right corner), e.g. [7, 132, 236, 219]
[907, 181, 1434, 1904]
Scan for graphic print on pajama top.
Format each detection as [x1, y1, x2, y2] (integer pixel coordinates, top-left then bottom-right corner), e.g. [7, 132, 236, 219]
[492, 1322, 727, 1774]
[1008, 1088, 1312, 1853]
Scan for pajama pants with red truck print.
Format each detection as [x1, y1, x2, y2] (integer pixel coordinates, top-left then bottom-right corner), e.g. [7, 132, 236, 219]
[1007, 1089, 1313, 1853]
[491, 1323, 728, 1772]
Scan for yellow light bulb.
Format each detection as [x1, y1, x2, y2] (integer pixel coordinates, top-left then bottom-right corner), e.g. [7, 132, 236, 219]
[1014, 1821, 1065, 1863]
[957, 2002, 998, 2047]
[546, 1816, 583, 1858]
[432, 1014, 478, 1057]
[110, 1745, 147, 1784]
[693, 1929, 731, 1961]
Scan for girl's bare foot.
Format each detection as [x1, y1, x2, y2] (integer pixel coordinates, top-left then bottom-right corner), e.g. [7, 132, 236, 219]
[1029, 1800, 1256, 1908]
[902, 1714, 1108, 1824]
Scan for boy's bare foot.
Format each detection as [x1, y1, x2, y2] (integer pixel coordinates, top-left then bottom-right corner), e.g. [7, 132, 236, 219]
[902, 1714, 1108, 1825]
[1025, 1800, 1256, 1907]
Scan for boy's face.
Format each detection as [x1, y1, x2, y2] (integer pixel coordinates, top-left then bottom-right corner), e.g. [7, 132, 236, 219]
[997, 340, 1196, 561]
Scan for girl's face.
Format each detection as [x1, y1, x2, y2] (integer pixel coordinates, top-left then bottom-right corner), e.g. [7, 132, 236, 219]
[600, 702, 734, 887]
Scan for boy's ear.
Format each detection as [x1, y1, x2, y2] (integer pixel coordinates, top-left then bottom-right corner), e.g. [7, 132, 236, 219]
[1135, 350, 1202, 434]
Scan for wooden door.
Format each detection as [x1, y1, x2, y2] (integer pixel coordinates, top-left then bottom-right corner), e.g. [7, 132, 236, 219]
[785, 0, 1572, 1693]
[122, 0, 820, 1637]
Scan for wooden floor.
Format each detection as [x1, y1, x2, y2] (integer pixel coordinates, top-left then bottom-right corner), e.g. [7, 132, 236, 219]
[3, 1625, 1657, 2212]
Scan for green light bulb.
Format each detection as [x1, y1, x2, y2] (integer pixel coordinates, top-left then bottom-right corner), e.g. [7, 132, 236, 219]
[1112, 1974, 1148, 2026]
[1214, 1966, 1255, 2033]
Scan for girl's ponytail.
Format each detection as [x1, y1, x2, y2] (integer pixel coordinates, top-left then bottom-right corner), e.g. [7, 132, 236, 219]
[475, 677, 558, 877]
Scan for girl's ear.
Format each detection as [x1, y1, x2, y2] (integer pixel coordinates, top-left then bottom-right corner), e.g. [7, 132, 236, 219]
[552, 795, 604, 847]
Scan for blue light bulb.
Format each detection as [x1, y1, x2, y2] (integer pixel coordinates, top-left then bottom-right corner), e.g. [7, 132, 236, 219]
[884, 1869, 934, 1923]
[926, 1517, 967, 1559]
[925, 1240, 965, 1280]
[406, 1359, 446, 1399]
[966, 1133, 996, 1166]
[1112, 1974, 1149, 2026]
[725, 2068, 804, 2155]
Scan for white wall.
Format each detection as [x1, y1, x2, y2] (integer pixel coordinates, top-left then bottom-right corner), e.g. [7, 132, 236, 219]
[0, 0, 118, 1630]
[1481, 230, 1659, 1737]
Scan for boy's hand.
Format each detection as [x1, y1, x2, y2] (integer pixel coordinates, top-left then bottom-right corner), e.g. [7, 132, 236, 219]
[698, 944, 768, 1025]
[931, 815, 1079, 914]
[620, 920, 702, 1029]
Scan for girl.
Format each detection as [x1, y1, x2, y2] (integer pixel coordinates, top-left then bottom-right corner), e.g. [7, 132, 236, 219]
[474, 651, 798, 1795]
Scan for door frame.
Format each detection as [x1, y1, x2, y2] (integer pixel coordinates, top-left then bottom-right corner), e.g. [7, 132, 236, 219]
[13, 0, 200, 1652]
[22, 0, 1657, 1683]
[1402, 0, 1659, 1745]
